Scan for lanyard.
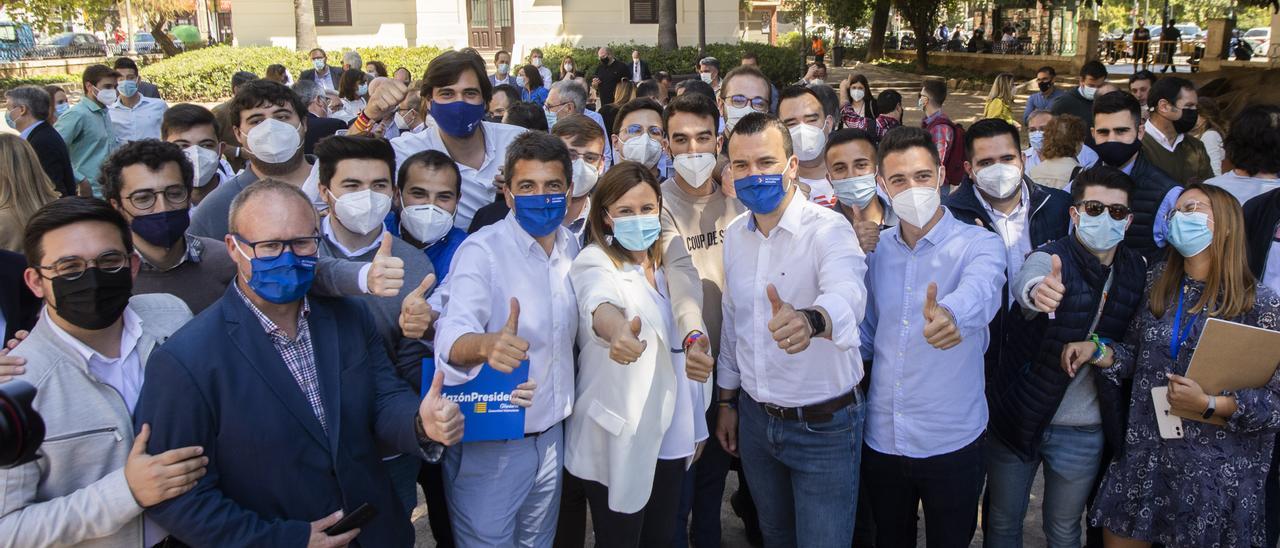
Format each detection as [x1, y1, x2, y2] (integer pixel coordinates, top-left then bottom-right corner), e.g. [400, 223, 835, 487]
[1086, 269, 1115, 335]
[1169, 283, 1202, 361]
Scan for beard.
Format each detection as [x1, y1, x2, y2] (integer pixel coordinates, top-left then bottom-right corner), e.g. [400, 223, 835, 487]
[251, 147, 306, 176]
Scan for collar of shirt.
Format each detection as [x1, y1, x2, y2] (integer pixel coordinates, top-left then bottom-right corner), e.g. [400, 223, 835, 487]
[746, 191, 804, 236]
[109, 95, 160, 112]
[80, 99, 105, 114]
[1144, 119, 1183, 152]
[503, 210, 572, 259]
[892, 206, 955, 250]
[321, 215, 387, 257]
[18, 119, 41, 140]
[44, 304, 144, 368]
[973, 182, 1029, 221]
[922, 110, 947, 126]
[136, 236, 203, 272]
[233, 281, 311, 341]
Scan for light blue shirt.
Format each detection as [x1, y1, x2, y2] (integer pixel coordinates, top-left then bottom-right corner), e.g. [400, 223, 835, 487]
[18, 119, 40, 140]
[1023, 88, 1065, 124]
[861, 208, 1006, 458]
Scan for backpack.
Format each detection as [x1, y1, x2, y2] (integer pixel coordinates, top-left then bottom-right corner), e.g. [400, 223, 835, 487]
[937, 119, 967, 187]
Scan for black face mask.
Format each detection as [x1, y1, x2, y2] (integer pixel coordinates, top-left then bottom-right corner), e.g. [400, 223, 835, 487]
[1171, 107, 1198, 135]
[1038, 81, 1052, 93]
[599, 56, 610, 64]
[1094, 139, 1142, 167]
[51, 267, 133, 330]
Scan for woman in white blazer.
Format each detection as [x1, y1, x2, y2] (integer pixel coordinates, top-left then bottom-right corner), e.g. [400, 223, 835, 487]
[565, 161, 714, 547]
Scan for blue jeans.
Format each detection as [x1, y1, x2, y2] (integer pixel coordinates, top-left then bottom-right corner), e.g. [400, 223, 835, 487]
[984, 425, 1105, 548]
[738, 390, 864, 548]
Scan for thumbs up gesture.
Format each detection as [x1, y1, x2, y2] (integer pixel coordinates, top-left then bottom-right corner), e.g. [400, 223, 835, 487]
[486, 298, 530, 373]
[685, 335, 714, 382]
[399, 273, 438, 339]
[767, 284, 812, 354]
[922, 282, 962, 349]
[854, 220, 881, 253]
[610, 316, 648, 365]
[367, 233, 406, 297]
[418, 370, 464, 445]
[363, 77, 408, 121]
[1032, 255, 1065, 314]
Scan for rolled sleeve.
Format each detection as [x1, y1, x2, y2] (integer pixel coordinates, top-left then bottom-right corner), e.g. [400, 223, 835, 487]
[716, 275, 740, 391]
[937, 232, 1007, 333]
[433, 241, 493, 385]
[1152, 186, 1182, 248]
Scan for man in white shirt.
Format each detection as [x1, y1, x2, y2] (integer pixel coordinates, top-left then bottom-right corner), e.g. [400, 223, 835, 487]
[529, 48, 553, 87]
[109, 57, 168, 144]
[391, 51, 527, 229]
[778, 85, 837, 208]
[714, 112, 868, 547]
[434, 131, 576, 547]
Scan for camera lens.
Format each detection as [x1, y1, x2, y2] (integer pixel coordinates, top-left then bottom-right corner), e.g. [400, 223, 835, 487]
[0, 381, 45, 468]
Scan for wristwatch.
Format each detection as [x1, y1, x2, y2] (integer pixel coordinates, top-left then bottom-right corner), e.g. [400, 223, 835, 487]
[414, 414, 446, 463]
[1202, 396, 1217, 420]
[800, 308, 826, 337]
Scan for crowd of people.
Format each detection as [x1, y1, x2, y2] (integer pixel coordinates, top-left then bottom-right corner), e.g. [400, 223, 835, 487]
[0, 41, 1278, 548]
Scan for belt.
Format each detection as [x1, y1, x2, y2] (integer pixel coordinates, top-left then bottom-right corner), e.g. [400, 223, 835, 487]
[152, 537, 191, 548]
[759, 389, 860, 424]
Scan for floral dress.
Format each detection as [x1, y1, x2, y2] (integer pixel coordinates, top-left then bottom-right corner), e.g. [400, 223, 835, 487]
[1090, 263, 1280, 547]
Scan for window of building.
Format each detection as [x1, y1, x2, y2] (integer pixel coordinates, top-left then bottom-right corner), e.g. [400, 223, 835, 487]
[630, 0, 658, 24]
[313, 0, 352, 26]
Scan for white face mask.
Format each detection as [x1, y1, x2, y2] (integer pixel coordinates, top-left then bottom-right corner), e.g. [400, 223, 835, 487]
[394, 111, 413, 131]
[889, 180, 941, 228]
[789, 121, 828, 162]
[96, 87, 118, 106]
[850, 88, 866, 102]
[400, 201, 454, 244]
[673, 152, 716, 188]
[244, 118, 303, 164]
[621, 134, 662, 168]
[973, 162, 1023, 200]
[516, 76, 527, 88]
[330, 188, 392, 235]
[809, 79, 825, 86]
[564, 63, 574, 72]
[700, 72, 713, 84]
[831, 173, 878, 209]
[184, 145, 221, 187]
[724, 104, 754, 134]
[571, 157, 600, 198]
[1080, 85, 1097, 100]
[532, 57, 543, 67]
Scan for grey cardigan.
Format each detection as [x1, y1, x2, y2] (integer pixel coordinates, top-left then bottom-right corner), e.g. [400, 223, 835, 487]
[0, 294, 192, 547]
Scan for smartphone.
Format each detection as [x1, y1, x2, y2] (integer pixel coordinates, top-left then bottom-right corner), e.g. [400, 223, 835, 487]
[324, 503, 377, 536]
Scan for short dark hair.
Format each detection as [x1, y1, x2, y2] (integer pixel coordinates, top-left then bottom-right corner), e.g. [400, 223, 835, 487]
[100, 139, 195, 203]
[495, 50, 510, 63]
[425, 50, 493, 104]
[1092, 90, 1141, 125]
[825, 128, 876, 156]
[698, 57, 720, 71]
[1147, 76, 1193, 110]
[1129, 69, 1157, 85]
[877, 126, 940, 171]
[24, 197, 133, 268]
[778, 84, 822, 116]
[112, 57, 139, 73]
[611, 97, 663, 136]
[1070, 164, 1133, 204]
[720, 65, 772, 103]
[964, 118, 1021, 157]
[1036, 66, 1056, 77]
[231, 70, 258, 91]
[741, 52, 759, 63]
[1224, 104, 1280, 176]
[491, 84, 521, 107]
[551, 113, 605, 147]
[315, 135, 396, 189]
[397, 149, 462, 195]
[675, 79, 716, 102]
[504, 131, 572, 191]
[662, 92, 719, 134]
[876, 89, 902, 114]
[636, 79, 661, 100]
[230, 79, 306, 130]
[1080, 60, 1108, 80]
[808, 82, 840, 120]
[654, 71, 671, 84]
[520, 64, 545, 90]
[730, 112, 793, 158]
[922, 79, 948, 105]
[504, 101, 549, 131]
[161, 103, 219, 140]
[82, 64, 119, 87]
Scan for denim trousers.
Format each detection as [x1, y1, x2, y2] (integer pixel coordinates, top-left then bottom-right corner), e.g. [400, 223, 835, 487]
[984, 425, 1105, 548]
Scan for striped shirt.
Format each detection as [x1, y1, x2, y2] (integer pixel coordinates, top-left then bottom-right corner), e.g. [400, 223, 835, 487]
[234, 283, 327, 434]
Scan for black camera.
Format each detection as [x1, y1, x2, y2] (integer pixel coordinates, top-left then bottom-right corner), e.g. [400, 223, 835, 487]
[0, 381, 44, 468]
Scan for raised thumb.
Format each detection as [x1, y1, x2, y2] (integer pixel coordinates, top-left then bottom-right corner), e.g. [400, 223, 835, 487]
[766, 284, 783, 316]
[1050, 254, 1062, 279]
[504, 297, 520, 334]
[376, 232, 394, 257]
[630, 316, 642, 337]
[411, 273, 437, 299]
[426, 369, 445, 401]
[924, 282, 939, 319]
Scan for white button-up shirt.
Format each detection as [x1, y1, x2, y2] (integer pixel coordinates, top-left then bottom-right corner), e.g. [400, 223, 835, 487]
[1144, 119, 1183, 152]
[47, 305, 145, 413]
[434, 213, 579, 433]
[974, 184, 1032, 305]
[718, 193, 869, 407]
[109, 96, 167, 144]
[861, 209, 1006, 458]
[390, 121, 527, 229]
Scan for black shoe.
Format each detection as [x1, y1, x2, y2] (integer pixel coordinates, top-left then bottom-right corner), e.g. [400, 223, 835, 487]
[730, 490, 764, 547]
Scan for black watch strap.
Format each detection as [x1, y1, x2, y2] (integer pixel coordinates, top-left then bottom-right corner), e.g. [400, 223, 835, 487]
[802, 308, 825, 336]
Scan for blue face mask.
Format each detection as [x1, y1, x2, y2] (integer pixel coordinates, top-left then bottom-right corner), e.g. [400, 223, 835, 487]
[3, 111, 12, 129]
[1074, 208, 1127, 252]
[234, 241, 318, 304]
[1028, 130, 1045, 151]
[512, 193, 567, 238]
[1167, 211, 1213, 257]
[735, 173, 788, 214]
[431, 99, 485, 137]
[131, 208, 190, 248]
[313, 59, 326, 71]
[544, 107, 558, 127]
[610, 213, 661, 251]
[118, 79, 139, 98]
[357, 83, 368, 96]
[56, 103, 70, 116]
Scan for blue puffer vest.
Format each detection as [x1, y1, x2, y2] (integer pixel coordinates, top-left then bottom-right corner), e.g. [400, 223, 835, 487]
[987, 234, 1147, 462]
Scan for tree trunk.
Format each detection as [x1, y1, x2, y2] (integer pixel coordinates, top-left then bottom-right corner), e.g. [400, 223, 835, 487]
[658, 0, 678, 50]
[293, 0, 318, 52]
[912, 18, 930, 70]
[150, 18, 180, 57]
[866, 0, 891, 60]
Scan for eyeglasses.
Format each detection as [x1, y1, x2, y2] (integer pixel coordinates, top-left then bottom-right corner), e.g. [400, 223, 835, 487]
[1165, 200, 1210, 221]
[545, 100, 573, 112]
[1076, 200, 1131, 220]
[622, 124, 664, 139]
[727, 95, 770, 113]
[37, 250, 128, 281]
[234, 235, 321, 259]
[568, 150, 603, 165]
[125, 185, 189, 211]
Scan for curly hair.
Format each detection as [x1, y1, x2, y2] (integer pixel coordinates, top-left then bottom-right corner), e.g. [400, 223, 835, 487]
[1224, 104, 1280, 176]
[1040, 114, 1086, 161]
[100, 139, 195, 203]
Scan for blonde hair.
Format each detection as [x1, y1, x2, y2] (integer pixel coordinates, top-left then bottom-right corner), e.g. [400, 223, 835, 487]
[987, 73, 1015, 105]
[1149, 183, 1257, 319]
[613, 80, 636, 105]
[0, 133, 59, 225]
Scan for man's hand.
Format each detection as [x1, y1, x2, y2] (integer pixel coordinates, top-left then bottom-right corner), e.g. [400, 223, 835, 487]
[0, 330, 29, 382]
[362, 77, 408, 121]
[367, 233, 405, 297]
[685, 336, 714, 382]
[485, 298, 530, 373]
[610, 316, 647, 365]
[124, 424, 208, 507]
[922, 283, 961, 349]
[419, 370, 464, 445]
[1060, 341, 1096, 378]
[854, 220, 880, 254]
[715, 404, 738, 457]
[307, 510, 360, 548]
[399, 273, 437, 339]
[1032, 255, 1065, 314]
[1166, 373, 1211, 416]
[511, 380, 538, 408]
[767, 284, 811, 354]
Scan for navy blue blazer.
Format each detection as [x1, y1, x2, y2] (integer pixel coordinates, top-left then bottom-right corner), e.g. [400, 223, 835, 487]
[134, 283, 423, 547]
[0, 250, 38, 341]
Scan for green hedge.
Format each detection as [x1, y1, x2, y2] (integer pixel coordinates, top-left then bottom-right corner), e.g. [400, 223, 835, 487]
[140, 45, 445, 102]
[0, 74, 78, 93]
[534, 42, 803, 89]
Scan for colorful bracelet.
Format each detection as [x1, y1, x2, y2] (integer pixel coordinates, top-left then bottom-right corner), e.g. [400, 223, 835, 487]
[683, 330, 704, 351]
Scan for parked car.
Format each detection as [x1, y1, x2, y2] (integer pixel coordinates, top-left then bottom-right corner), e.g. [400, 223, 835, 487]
[1174, 24, 1201, 42]
[0, 21, 35, 61]
[1244, 27, 1270, 53]
[35, 32, 109, 58]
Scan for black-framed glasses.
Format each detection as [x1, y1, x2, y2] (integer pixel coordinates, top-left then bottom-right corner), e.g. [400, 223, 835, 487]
[1076, 200, 1131, 221]
[545, 100, 573, 112]
[233, 235, 320, 259]
[37, 250, 128, 280]
[568, 150, 603, 165]
[622, 124, 664, 139]
[727, 94, 769, 113]
[126, 185, 189, 211]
